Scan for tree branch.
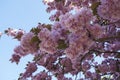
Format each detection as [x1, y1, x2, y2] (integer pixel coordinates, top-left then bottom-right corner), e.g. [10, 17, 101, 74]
[94, 35, 120, 42]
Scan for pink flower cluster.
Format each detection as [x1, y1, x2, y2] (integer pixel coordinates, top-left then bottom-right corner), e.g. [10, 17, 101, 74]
[5, 28, 25, 40]
[6, 0, 120, 80]
[97, 0, 120, 22]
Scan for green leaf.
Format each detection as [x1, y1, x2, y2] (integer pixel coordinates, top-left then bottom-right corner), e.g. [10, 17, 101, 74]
[14, 35, 22, 40]
[55, 17, 59, 21]
[33, 55, 41, 61]
[95, 68, 100, 73]
[57, 39, 68, 49]
[102, 77, 110, 80]
[4, 30, 8, 33]
[55, 0, 62, 2]
[43, 24, 52, 30]
[116, 53, 120, 58]
[30, 27, 40, 35]
[31, 36, 41, 43]
[65, 30, 71, 34]
[91, 2, 101, 15]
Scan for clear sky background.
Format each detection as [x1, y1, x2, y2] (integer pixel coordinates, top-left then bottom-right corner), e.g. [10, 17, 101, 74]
[0, 0, 51, 80]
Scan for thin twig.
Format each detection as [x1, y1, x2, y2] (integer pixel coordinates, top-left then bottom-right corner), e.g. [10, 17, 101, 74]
[94, 35, 120, 42]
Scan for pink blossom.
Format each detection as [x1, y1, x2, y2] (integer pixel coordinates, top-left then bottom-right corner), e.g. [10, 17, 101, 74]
[14, 45, 28, 56]
[82, 61, 91, 71]
[32, 71, 51, 80]
[39, 38, 57, 54]
[21, 32, 38, 53]
[98, 61, 109, 73]
[38, 28, 51, 40]
[97, 0, 120, 22]
[87, 24, 106, 39]
[10, 54, 21, 64]
[21, 62, 37, 79]
[0, 32, 2, 37]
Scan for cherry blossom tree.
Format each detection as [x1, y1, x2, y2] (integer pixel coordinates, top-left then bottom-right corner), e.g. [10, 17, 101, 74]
[1, 0, 120, 80]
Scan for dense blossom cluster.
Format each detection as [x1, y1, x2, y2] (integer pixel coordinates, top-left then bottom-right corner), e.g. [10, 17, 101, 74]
[2, 0, 120, 80]
[97, 0, 120, 22]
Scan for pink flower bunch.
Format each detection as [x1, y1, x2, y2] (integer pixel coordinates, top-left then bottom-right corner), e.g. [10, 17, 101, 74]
[5, 28, 25, 40]
[32, 71, 51, 80]
[19, 62, 37, 79]
[20, 32, 39, 53]
[4, 0, 120, 80]
[97, 0, 120, 22]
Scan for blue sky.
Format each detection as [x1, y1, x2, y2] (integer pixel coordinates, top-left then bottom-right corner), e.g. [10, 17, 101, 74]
[0, 0, 51, 80]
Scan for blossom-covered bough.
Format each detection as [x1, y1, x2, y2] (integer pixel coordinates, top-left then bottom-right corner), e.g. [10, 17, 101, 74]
[2, 0, 120, 80]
